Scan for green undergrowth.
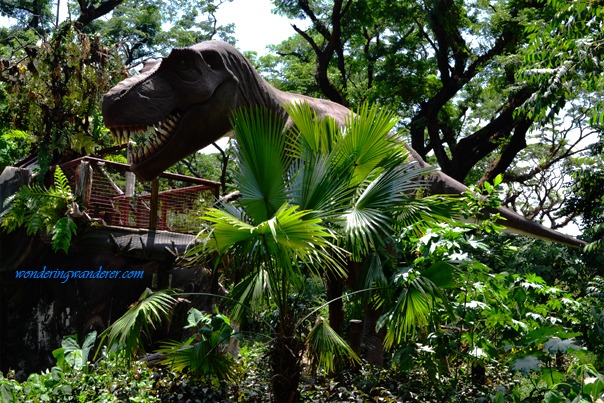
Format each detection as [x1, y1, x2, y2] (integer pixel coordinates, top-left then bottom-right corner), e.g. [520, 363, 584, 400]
[3, 336, 603, 402]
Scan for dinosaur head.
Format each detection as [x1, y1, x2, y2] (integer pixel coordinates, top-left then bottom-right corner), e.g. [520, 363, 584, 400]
[102, 42, 241, 180]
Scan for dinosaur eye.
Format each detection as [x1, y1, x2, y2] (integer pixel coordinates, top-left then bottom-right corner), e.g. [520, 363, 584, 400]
[177, 58, 189, 70]
[202, 51, 221, 71]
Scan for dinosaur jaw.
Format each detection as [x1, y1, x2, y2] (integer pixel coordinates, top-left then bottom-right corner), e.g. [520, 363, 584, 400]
[108, 109, 189, 181]
[109, 110, 183, 166]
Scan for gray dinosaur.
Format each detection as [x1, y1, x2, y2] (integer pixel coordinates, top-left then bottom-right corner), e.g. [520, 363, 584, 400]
[102, 41, 584, 247]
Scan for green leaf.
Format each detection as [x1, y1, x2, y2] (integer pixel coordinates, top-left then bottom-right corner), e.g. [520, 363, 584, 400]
[51, 217, 77, 253]
[231, 107, 289, 223]
[305, 317, 359, 373]
[511, 356, 542, 376]
[185, 308, 210, 329]
[338, 103, 400, 186]
[542, 337, 580, 354]
[97, 288, 177, 360]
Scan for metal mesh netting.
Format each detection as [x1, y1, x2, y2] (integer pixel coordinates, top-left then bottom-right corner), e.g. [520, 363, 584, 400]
[60, 157, 220, 234]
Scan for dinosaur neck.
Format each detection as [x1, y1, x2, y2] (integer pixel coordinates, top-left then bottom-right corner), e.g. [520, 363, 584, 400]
[222, 49, 288, 119]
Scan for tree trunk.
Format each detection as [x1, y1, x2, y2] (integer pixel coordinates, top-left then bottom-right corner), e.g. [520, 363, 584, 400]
[270, 317, 302, 402]
[361, 301, 385, 366]
[326, 269, 344, 336]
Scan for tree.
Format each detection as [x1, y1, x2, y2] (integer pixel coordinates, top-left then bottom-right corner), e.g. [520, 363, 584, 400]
[184, 102, 459, 399]
[264, 0, 599, 232]
[520, 0, 604, 247]
[0, 0, 235, 174]
[0, 24, 124, 173]
[0, 0, 54, 31]
[190, 106, 352, 401]
[519, 0, 604, 126]
[89, 0, 236, 66]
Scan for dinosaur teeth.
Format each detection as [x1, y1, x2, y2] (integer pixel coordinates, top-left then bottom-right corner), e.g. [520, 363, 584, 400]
[157, 127, 170, 138]
[112, 128, 123, 144]
[153, 126, 164, 142]
[123, 129, 131, 143]
[112, 111, 182, 164]
[164, 117, 176, 129]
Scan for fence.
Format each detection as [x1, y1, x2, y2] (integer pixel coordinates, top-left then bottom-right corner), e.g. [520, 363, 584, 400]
[59, 156, 221, 234]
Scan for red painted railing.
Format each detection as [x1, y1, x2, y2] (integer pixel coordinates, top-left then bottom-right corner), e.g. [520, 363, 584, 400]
[59, 156, 221, 234]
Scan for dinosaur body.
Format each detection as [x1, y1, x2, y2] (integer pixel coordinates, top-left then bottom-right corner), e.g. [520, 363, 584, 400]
[102, 41, 584, 248]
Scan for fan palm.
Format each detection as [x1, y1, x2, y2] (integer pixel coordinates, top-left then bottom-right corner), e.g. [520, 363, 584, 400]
[191, 103, 456, 401]
[285, 102, 458, 360]
[95, 288, 178, 361]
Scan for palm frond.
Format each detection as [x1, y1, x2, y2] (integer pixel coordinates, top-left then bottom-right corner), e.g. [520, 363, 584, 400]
[306, 317, 360, 373]
[229, 268, 271, 322]
[262, 204, 347, 278]
[158, 337, 235, 380]
[343, 206, 391, 258]
[422, 261, 458, 289]
[202, 207, 256, 253]
[395, 195, 460, 235]
[284, 101, 342, 155]
[231, 107, 289, 223]
[337, 103, 400, 186]
[97, 288, 177, 360]
[158, 310, 236, 380]
[287, 153, 353, 217]
[379, 285, 432, 348]
[379, 261, 458, 348]
[357, 253, 390, 299]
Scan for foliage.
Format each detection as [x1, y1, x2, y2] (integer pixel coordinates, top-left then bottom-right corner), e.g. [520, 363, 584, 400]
[263, 0, 603, 227]
[186, 102, 441, 399]
[91, 0, 236, 65]
[2, 0, 603, 401]
[0, 0, 235, 174]
[0, 349, 161, 402]
[306, 317, 359, 373]
[97, 288, 178, 361]
[52, 331, 97, 373]
[158, 308, 238, 379]
[559, 150, 604, 252]
[0, 23, 124, 173]
[0, 166, 78, 253]
[0, 129, 34, 172]
[378, 260, 458, 348]
[519, 0, 604, 125]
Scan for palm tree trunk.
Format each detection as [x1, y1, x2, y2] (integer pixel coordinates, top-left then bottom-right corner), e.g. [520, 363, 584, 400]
[362, 302, 385, 366]
[270, 316, 302, 402]
[326, 269, 344, 336]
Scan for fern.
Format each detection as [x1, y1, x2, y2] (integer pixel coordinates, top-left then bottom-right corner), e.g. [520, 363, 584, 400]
[0, 167, 78, 253]
[586, 276, 604, 299]
[52, 217, 78, 253]
[69, 133, 99, 155]
[54, 166, 72, 197]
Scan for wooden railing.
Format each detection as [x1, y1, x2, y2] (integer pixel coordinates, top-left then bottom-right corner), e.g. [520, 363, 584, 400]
[59, 156, 221, 234]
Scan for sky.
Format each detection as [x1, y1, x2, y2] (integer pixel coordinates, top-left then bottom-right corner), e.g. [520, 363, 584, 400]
[216, 0, 297, 54]
[1, 0, 296, 55]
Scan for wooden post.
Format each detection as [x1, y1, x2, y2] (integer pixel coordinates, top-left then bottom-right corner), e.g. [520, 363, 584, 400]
[149, 178, 159, 231]
[75, 161, 92, 209]
[125, 147, 135, 197]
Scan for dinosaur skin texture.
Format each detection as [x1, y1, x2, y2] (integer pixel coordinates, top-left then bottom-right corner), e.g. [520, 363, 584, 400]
[102, 41, 585, 248]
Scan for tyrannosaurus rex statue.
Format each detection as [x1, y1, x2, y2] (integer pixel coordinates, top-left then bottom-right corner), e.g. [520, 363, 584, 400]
[102, 41, 584, 248]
